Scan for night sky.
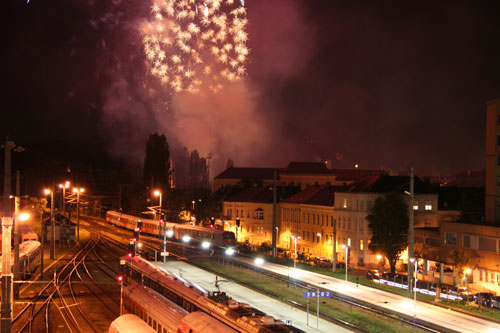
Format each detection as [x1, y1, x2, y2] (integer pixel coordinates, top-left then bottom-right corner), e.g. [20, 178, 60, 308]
[2, 0, 500, 177]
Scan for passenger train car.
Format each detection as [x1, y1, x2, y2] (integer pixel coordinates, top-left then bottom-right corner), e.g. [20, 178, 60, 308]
[121, 255, 304, 333]
[121, 284, 236, 333]
[106, 211, 236, 248]
[0, 240, 41, 279]
[108, 314, 155, 333]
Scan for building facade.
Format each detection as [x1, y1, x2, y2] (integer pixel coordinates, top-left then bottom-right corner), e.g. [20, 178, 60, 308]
[486, 99, 500, 223]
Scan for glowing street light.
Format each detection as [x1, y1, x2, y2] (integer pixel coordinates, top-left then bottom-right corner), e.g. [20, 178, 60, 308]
[73, 187, 85, 242]
[44, 188, 55, 260]
[166, 230, 174, 238]
[18, 212, 30, 222]
[342, 244, 349, 282]
[154, 190, 162, 218]
[58, 181, 70, 216]
[225, 248, 235, 256]
[291, 235, 301, 269]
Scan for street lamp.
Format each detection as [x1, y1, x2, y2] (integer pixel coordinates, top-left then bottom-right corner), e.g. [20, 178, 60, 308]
[317, 233, 322, 258]
[58, 181, 70, 217]
[291, 235, 301, 269]
[73, 187, 84, 242]
[44, 188, 56, 260]
[342, 244, 349, 282]
[154, 190, 162, 219]
[410, 258, 418, 303]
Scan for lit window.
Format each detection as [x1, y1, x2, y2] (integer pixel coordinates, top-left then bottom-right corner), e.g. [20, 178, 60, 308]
[425, 203, 432, 211]
[347, 238, 351, 246]
[413, 201, 419, 210]
[343, 198, 347, 209]
[360, 239, 364, 251]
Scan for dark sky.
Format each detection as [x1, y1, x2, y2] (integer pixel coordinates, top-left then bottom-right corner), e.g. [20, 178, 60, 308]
[1, 0, 499, 177]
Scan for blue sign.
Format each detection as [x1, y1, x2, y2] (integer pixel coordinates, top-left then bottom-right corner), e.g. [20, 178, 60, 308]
[303, 291, 333, 298]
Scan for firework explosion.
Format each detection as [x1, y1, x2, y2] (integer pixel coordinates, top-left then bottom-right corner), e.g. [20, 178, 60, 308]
[142, 0, 249, 93]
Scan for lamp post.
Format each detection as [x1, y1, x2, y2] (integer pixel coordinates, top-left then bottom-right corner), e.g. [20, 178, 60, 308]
[44, 188, 55, 260]
[291, 235, 301, 269]
[342, 244, 349, 281]
[154, 190, 162, 219]
[410, 258, 418, 303]
[58, 181, 70, 217]
[404, 166, 415, 294]
[73, 187, 84, 242]
[316, 233, 322, 258]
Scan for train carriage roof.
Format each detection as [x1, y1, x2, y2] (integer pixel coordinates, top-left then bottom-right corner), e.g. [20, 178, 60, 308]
[108, 314, 155, 333]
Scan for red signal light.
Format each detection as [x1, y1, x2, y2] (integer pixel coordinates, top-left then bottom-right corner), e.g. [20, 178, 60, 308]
[117, 275, 123, 282]
[128, 253, 132, 257]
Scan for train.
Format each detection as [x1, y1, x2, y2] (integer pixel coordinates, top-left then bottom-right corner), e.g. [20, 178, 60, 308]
[0, 240, 41, 279]
[0, 224, 38, 248]
[106, 211, 236, 249]
[116, 284, 236, 333]
[108, 314, 155, 333]
[121, 255, 304, 333]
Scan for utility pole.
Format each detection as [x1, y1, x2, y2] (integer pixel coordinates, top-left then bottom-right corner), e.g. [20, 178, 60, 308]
[49, 187, 55, 260]
[272, 170, 277, 258]
[332, 219, 337, 272]
[13, 171, 20, 299]
[1, 139, 15, 333]
[408, 166, 415, 294]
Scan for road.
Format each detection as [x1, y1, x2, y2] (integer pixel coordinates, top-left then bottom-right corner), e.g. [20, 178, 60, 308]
[155, 260, 352, 333]
[235, 257, 500, 333]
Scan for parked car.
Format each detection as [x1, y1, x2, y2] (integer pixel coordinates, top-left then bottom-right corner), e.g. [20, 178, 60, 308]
[366, 269, 381, 280]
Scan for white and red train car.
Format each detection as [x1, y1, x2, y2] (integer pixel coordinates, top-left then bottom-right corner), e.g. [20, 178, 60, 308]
[106, 211, 236, 248]
[116, 284, 236, 333]
[108, 314, 155, 333]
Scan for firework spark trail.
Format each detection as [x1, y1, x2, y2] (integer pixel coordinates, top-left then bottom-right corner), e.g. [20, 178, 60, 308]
[142, 0, 249, 93]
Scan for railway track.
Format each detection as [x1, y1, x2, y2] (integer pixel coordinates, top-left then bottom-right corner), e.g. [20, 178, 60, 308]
[12, 233, 121, 333]
[82, 216, 444, 332]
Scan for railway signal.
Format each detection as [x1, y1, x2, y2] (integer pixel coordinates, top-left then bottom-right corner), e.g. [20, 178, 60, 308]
[133, 229, 140, 242]
[210, 217, 215, 229]
[137, 219, 142, 231]
[128, 240, 135, 257]
[117, 275, 124, 315]
[236, 217, 240, 227]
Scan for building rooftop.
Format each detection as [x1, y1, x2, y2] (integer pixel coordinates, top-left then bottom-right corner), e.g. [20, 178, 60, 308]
[282, 162, 331, 174]
[284, 185, 345, 206]
[347, 175, 435, 194]
[224, 186, 274, 203]
[215, 167, 283, 180]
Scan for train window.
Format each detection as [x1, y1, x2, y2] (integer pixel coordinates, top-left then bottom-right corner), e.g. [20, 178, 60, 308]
[153, 320, 157, 330]
[148, 316, 151, 326]
[157, 324, 162, 332]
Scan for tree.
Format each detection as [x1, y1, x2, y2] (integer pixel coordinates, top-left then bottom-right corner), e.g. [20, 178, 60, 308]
[450, 249, 470, 286]
[367, 192, 409, 274]
[143, 133, 170, 191]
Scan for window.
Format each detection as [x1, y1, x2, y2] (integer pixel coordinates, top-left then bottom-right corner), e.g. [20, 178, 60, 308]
[413, 201, 419, 210]
[425, 202, 432, 211]
[425, 238, 440, 247]
[360, 200, 365, 210]
[360, 239, 364, 251]
[359, 219, 364, 232]
[347, 238, 351, 246]
[463, 235, 470, 248]
[308, 213, 310, 224]
[479, 237, 496, 252]
[445, 232, 456, 245]
[343, 198, 347, 208]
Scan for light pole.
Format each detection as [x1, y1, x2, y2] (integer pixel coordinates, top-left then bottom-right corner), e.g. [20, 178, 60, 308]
[44, 188, 55, 260]
[404, 166, 415, 294]
[291, 235, 300, 269]
[316, 233, 322, 258]
[154, 190, 162, 219]
[342, 244, 349, 282]
[73, 187, 84, 242]
[410, 257, 418, 303]
[58, 181, 70, 217]
[332, 219, 337, 272]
